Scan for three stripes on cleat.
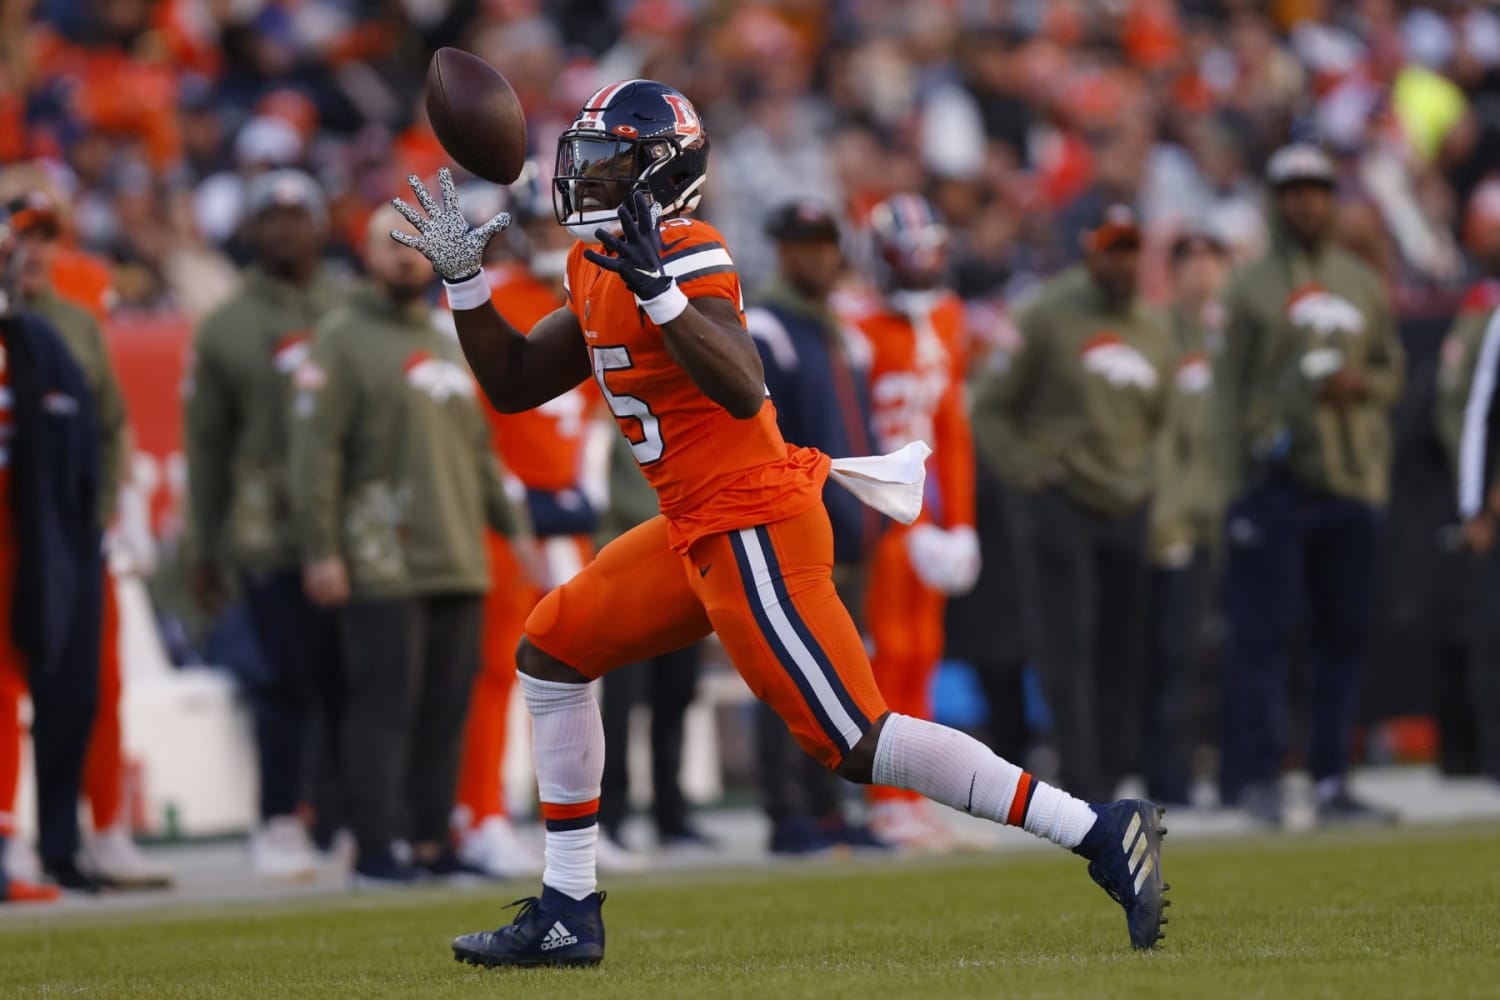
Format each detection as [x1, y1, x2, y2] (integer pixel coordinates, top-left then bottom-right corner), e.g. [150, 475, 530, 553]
[1120, 810, 1162, 894]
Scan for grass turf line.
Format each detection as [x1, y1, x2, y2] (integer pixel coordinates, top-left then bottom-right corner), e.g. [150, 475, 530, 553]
[2, 824, 1498, 999]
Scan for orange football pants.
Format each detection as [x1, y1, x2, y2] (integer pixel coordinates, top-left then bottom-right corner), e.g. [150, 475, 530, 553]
[526, 505, 888, 769]
[0, 506, 18, 837]
[865, 525, 946, 804]
[454, 532, 593, 825]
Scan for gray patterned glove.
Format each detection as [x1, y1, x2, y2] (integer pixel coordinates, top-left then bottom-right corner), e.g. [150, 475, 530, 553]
[390, 167, 511, 281]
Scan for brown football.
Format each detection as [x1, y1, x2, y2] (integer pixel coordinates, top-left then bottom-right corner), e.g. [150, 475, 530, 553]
[425, 47, 527, 185]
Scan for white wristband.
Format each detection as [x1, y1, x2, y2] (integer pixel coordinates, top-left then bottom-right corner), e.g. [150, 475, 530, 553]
[637, 283, 689, 326]
[444, 272, 490, 311]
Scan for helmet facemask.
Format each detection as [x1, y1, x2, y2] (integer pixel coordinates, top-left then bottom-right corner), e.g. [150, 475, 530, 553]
[553, 133, 708, 242]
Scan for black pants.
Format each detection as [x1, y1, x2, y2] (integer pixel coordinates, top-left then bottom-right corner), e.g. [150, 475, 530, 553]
[241, 570, 341, 822]
[756, 699, 844, 825]
[1220, 477, 1380, 802]
[30, 559, 102, 864]
[970, 657, 1030, 764]
[1007, 488, 1151, 802]
[1142, 550, 1213, 805]
[599, 643, 700, 838]
[339, 594, 483, 858]
[1470, 546, 1500, 781]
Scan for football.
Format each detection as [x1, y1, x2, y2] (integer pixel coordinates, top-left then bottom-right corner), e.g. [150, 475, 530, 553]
[424, 47, 527, 185]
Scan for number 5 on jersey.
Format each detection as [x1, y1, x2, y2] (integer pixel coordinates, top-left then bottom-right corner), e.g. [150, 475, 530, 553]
[592, 345, 664, 464]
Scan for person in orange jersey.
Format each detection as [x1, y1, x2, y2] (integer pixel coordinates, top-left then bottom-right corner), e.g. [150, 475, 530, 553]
[398, 81, 1168, 965]
[0, 169, 170, 891]
[842, 194, 980, 849]
[451, 175, 605, 878]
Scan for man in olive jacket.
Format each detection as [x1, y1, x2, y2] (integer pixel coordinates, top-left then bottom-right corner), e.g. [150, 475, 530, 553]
[1142, 229, 1228, 807]
[184, 170, 345, 879]
[289, 206, 525, 884]
[1215, 145, 1405, 825]
[972, 206, 1173, 802]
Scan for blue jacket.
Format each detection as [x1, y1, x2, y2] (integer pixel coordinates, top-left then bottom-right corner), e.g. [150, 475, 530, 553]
[748, 284, 883, 564]
[3, 311, 102, 678]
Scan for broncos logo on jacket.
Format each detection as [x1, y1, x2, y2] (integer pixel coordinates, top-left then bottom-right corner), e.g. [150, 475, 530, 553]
[1080, 334, 1160, 390]
[404, 351, 475, 403]
[1287, 286, 1366, 337]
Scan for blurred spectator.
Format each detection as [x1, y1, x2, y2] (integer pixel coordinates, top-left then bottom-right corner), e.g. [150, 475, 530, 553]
[1434, 178, 1500, 782]
[0, 207, 102, 896]
[1140, 228, 1228, 807]
[184, 169, 344, 880]
[746, 200, 886, 855]
[846, 194, 979, 848]
[451, 179, 585, 881]
[1215, 144, 1405, 825]
[288, 204, 524, 884]
[2, 171, 171, 888]
[597, 439, 710, 861]
[972, 205, 1173, 803]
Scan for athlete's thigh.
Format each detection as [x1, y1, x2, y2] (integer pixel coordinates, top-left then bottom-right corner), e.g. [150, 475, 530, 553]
[690, 505, 888, 768]
[526, 516, 712, 679]
[865, 527, 946, 667]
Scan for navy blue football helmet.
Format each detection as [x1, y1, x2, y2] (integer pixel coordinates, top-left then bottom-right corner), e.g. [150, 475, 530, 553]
[553, 79, 710, 240]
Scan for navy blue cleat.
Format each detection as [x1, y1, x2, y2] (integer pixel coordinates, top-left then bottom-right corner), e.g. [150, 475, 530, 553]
[453, 886, 606, 968]
[1074, 799, 1169, 950]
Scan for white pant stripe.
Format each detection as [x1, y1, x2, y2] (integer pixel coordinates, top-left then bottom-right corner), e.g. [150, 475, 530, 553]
[737, 528, 863, 750]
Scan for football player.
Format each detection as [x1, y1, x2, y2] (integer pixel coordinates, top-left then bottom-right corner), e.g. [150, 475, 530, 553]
[391, 80, 1169, 966]
[843, 194, 980, 849]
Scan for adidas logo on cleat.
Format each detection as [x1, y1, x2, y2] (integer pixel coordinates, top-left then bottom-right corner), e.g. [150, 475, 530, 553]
[1120, 811, 1156, 894]
[540, 921, 578, 951]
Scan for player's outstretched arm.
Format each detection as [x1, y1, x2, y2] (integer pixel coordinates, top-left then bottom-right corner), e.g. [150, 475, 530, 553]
[391, 168, 591, 412]
[585, 192, 765, 419]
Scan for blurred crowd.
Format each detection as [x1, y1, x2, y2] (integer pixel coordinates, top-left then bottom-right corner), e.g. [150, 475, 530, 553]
[3, 0, 1500, 899]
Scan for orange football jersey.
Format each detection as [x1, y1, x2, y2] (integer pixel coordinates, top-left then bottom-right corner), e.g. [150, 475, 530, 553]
[484, 262, 600, 492]
[849, 291, 975, 529]
[564, 217, 827, 552]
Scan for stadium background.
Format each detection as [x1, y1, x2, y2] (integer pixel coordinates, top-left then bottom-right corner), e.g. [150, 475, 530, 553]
[4, 0, 1500, 833]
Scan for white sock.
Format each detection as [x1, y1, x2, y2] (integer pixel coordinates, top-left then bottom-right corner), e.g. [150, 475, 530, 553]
[520, 673, 604, 900]
[871, 713, 1097, 849]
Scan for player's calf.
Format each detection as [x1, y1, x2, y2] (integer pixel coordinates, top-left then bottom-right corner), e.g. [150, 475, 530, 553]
[866, 712, 1169, 949]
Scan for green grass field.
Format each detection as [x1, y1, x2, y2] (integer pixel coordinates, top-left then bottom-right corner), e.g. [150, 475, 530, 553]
[3, 824, 1498, 999]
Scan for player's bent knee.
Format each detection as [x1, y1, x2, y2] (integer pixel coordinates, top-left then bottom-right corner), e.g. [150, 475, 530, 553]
[515, 636, 592, 684]
[831, 712, 889, 784]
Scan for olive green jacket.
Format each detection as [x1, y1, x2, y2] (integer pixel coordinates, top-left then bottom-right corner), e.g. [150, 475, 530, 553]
[1150, 305, 1223, 562]
[1216, 228, 1404, 505]
[288, 286, 521, 600]
[185, 267, 343, 573]
[29, 289, 127, 527]
[972, 266, 1175, 518]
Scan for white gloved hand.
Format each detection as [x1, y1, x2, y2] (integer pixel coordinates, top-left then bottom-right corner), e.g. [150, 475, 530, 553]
[390, 167, 511, 281]
[905, 524, 981, 596]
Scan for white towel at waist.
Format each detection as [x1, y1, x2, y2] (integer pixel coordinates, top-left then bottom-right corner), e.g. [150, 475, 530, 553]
[827, 440, 933, 526]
